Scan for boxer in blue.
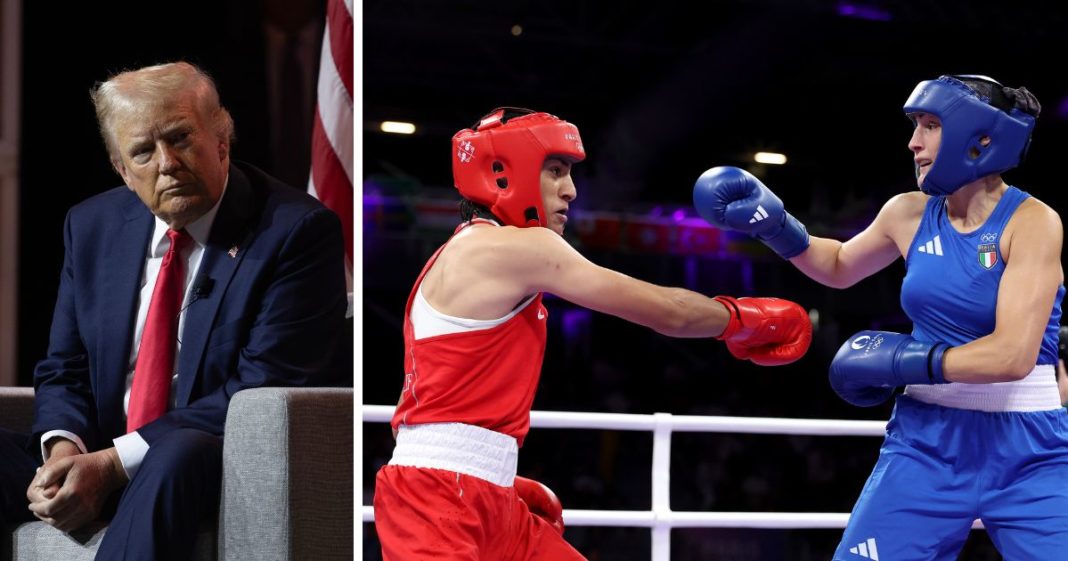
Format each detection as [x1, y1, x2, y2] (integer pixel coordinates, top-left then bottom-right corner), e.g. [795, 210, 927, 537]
[694, 75, 1068, 559]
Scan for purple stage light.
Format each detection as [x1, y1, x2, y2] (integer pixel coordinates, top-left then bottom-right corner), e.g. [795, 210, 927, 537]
[561, 308, 593, 343]
[684, 256, 698, 290]
[741, 259, 755, 294]
[362, 179, 385, 208]
[837, 2, 892, 21]
[1056, 95, 1068, 120]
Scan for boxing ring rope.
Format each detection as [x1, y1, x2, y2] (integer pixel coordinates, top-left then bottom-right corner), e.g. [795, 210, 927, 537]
[361, 404, 984, 560]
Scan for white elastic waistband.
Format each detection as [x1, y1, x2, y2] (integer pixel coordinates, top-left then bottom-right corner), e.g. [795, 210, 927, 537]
[904, 364, 1061, 412]
[389, 423, 518, 487]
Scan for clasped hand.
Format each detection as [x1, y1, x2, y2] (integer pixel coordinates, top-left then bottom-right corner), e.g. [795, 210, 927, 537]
[26, 442, 128, 533]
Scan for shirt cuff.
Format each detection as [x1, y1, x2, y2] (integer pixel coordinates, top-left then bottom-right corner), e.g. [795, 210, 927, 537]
[40, 430, 87, 461]
[113, 432, 150, 481]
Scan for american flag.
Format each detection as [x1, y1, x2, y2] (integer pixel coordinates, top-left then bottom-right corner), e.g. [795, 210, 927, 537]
[309, 0, 354, 317]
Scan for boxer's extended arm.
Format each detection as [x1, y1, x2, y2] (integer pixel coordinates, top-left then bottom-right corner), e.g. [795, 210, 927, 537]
[941, 202, 1063, 382]
[427, 225, 810, 365]
[499, 227, 811, 364]
[499, 226, 731, 337]
[693, 167, 920, 288]
[790, 235, 900, 289]
[428, 227, 728, 335]
[789, 193, 920, 288]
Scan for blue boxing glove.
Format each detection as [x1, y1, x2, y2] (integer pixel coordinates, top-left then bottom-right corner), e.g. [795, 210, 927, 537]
[692, 166, 810, 259]
[829, 331, 950, 407]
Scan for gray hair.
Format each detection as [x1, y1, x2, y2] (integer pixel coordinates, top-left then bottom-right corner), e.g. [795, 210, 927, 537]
[90, 61, 236, 161]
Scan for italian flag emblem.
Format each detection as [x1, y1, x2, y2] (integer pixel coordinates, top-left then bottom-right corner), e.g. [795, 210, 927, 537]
[978, 243, 997, 269]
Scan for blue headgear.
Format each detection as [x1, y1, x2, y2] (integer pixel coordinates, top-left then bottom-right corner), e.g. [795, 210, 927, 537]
[902, 75, 1037, 195]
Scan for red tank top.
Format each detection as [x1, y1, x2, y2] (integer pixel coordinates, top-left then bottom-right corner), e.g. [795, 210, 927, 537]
[390, 221, 548, 447]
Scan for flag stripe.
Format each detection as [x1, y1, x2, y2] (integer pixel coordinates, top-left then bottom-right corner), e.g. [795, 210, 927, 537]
[315, 28, 354, 184]
[311, 107, 354, 266]
[327, 0, 354, 98]
[311, 44, 354, 181]
[309, 0, 354, 312]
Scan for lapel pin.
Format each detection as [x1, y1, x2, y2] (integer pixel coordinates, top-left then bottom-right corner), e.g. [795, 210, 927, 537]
[228, 245, 239, 258]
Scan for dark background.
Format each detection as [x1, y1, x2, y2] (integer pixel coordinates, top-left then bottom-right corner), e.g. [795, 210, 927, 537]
[361, 1, 1068, 560]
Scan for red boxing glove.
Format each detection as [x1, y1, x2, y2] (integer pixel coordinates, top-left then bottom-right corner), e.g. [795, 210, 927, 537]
[514, 475, 565, 535]
[713, 295, 812, 366]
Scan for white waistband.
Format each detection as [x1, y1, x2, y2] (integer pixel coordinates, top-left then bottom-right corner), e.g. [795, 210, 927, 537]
[904, 364, 1061, 412]
[389, 423, 518, 487]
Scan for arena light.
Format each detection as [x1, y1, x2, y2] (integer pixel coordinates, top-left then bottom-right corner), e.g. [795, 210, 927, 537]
[837, 2, 892, 21]
[754, 152, 787, 165]
[380, 121, 416, 135]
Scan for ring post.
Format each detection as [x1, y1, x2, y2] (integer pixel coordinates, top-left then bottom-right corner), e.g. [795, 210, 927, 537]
[652, 412, 673, 561]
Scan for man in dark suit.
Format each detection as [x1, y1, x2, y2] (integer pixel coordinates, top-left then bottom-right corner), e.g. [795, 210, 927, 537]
[0, 61, 346, 560]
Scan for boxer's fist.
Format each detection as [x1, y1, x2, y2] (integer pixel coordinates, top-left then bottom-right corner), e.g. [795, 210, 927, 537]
[829, 330, 949, 407]
[514, 476, 564, 535]
[714, 295, 811, 366]
[693, 166, 784, 234]
[693, 166, 809, 258]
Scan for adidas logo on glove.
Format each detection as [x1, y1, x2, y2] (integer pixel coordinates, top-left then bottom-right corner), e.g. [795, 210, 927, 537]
[749, 205, 769, 224]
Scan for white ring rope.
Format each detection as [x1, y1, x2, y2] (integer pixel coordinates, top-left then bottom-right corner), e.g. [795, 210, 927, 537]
[362, 404, 889, 435]
[362, 404, 984, 559]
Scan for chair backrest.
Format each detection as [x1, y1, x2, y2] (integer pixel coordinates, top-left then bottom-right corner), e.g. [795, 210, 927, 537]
[0, 387, 35, 434]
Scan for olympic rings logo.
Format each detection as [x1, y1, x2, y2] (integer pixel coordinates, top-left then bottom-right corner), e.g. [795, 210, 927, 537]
[851, 334, 883, 352]
[980, 232, 998, 242]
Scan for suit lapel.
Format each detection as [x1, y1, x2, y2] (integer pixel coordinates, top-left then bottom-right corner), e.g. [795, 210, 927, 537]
[176, 165, 256, 406]
[101, 195, 154, 416]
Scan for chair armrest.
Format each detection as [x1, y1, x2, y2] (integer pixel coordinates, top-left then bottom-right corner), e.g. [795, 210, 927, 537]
[219, 387, 353, 561]
[0, 387, 35, 434]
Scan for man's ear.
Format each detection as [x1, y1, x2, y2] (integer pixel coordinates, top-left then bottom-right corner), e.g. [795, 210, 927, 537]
[112, 158, 132, 189]
[218, 140, 230, 162]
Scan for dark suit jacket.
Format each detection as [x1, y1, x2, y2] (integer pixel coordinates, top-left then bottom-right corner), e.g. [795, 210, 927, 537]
[31, 161, 347, 453]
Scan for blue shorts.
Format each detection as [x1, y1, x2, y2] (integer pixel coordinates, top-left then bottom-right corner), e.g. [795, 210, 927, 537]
[834, 396, 1068, 561]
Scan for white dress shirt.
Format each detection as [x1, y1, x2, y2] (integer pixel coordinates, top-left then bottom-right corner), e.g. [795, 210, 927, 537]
[41, 180, 227, 480]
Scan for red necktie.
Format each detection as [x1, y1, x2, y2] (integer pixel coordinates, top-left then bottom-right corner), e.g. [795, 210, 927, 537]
[127, 229, 191, 432]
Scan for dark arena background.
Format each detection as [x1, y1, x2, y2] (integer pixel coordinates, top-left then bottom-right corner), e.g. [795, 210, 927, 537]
[361, 1, 1068, 560]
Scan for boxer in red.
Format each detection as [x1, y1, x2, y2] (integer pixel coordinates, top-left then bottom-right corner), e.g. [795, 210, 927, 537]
[373, 107, 814, 560]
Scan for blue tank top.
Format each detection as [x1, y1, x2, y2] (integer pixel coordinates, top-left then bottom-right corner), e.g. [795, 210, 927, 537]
[901, 186, 1064, 365]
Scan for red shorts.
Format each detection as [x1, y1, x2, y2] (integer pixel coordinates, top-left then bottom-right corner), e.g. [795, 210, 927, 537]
[374, 465, 587, 561]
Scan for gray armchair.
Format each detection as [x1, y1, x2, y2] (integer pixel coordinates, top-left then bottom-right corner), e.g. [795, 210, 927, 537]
[0, 387, 353, 561]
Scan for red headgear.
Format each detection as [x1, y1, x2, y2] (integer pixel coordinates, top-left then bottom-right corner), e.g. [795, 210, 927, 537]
[452, 108, 585, 227]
